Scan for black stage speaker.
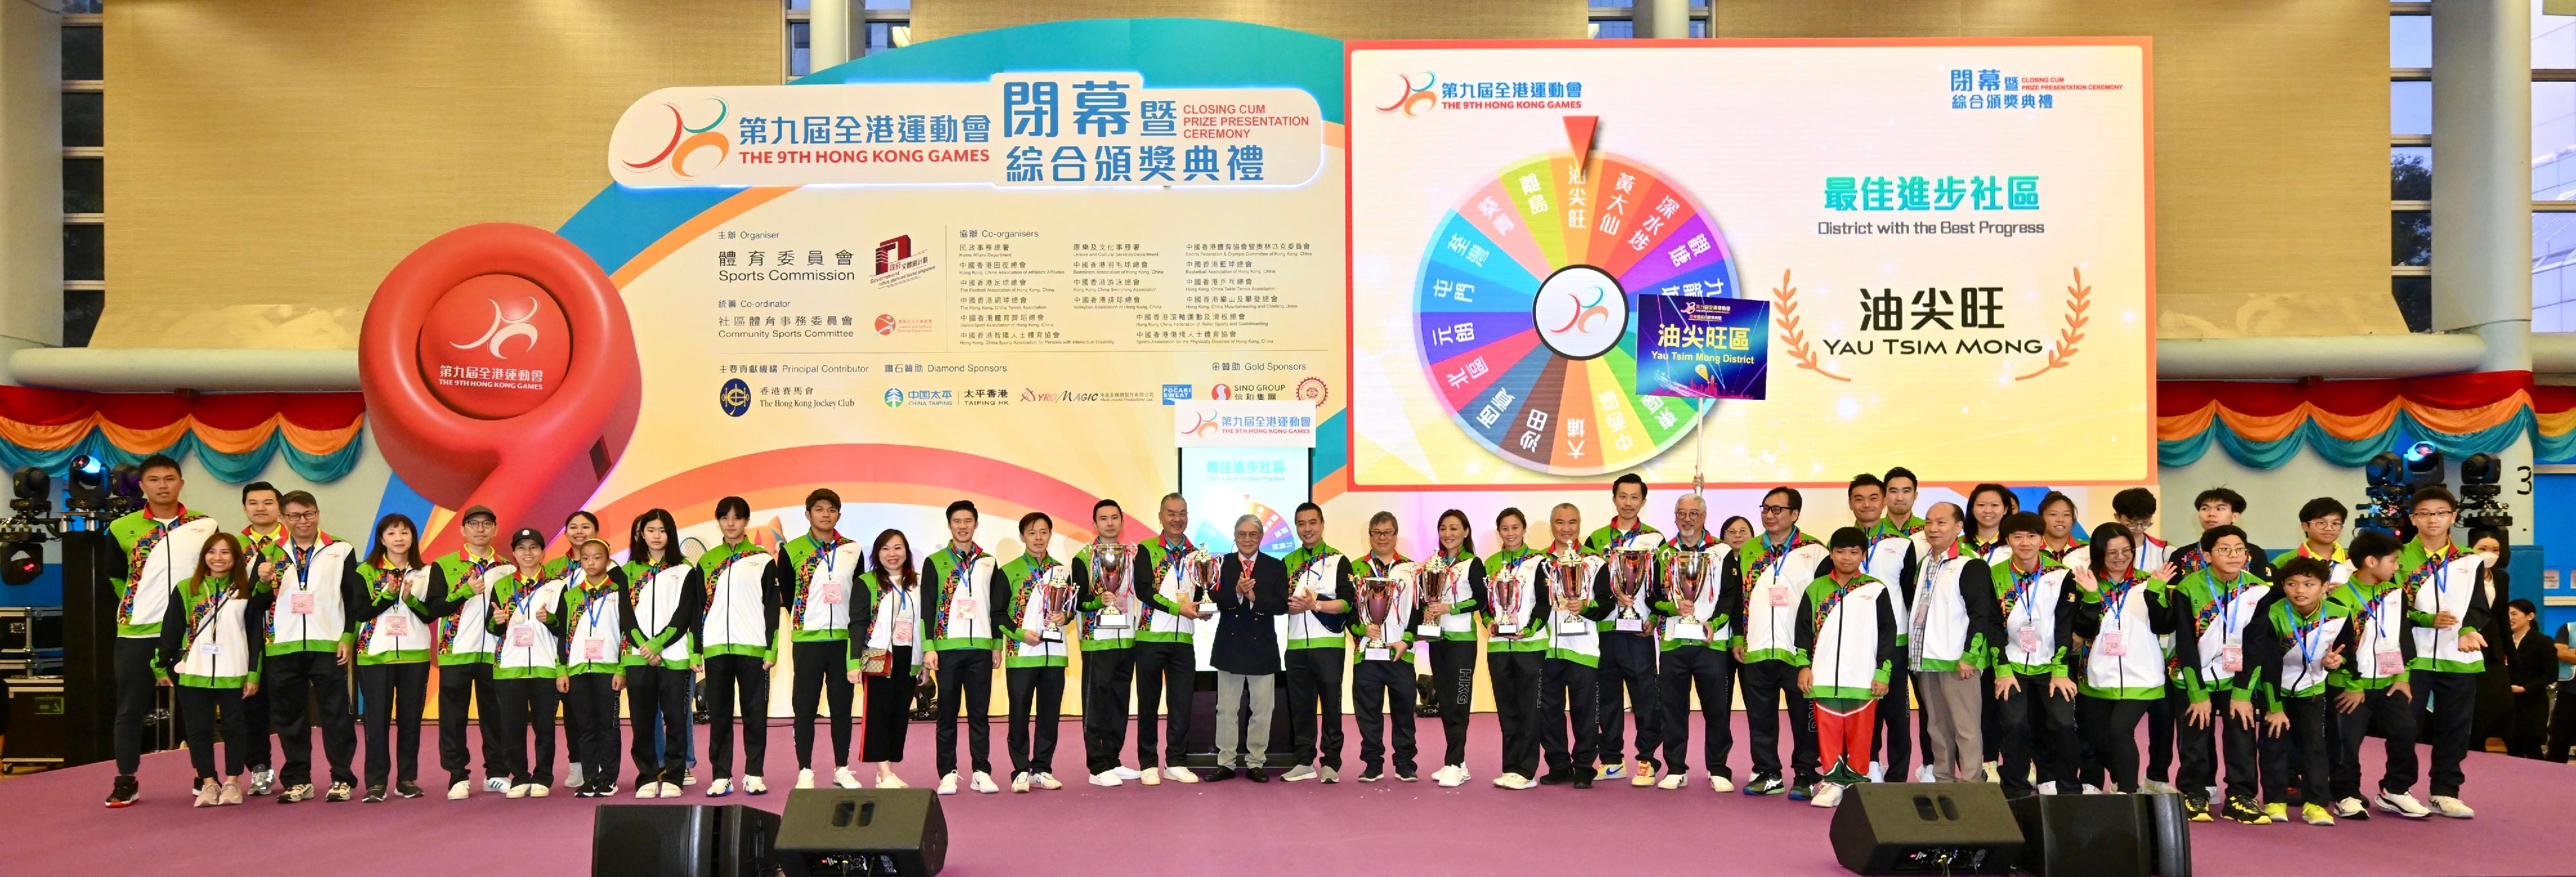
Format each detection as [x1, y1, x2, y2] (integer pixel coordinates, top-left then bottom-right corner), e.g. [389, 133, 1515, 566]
[777, 787, 948, 877]
[2007, 792, 2192, 877]
[592, 803, 781, 877]
[1828, 783, 2022, 875]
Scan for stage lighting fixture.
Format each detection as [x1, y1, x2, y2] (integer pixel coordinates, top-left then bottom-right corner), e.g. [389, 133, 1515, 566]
[11, 466, 49, 512]
[2363, 451, 2404, 488]
[2355, 450, 2414, 533]
[65, 454, 106, 501]
[0, 542, 41, 585]
[2402, 441, 2445, 490]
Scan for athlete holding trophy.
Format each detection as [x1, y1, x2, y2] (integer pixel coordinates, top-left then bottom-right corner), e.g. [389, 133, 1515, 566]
[1350, 512, 1421, 782]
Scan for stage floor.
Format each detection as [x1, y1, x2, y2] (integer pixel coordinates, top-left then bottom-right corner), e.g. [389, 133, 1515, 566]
[3, 713, 2564, 876]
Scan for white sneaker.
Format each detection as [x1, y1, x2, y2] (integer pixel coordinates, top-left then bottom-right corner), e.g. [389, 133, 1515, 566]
[797, 769, 817, 789]
[1111, 766, 1142, 780]
[1914, 764, 1937, 784]
[1656, 774, 1687, 790]
[741, 775, 768, 795]
[1453, 766, 1470, 785]
[1709, 775, 1736, 793]
[1011, 772, 1032, 793]
[636, 782, 658, 799]
[565, 764, 585, 788]
[1319, 765, 1340, 784]
[875, 773, 909, 789]
[1812, 782, 1846, 808]
[1163, 766, 1198, 784]
[1034, 772, 1063, 790]
[505, 783, 530, 799]
[2081, 784, 2103, 795]
[1866, 762, 1885, 782]
[2142, 779, 2179, 795]
[937, 772, 960, 796]
[528, 784, 550, 798]
[705, 778, 734, 797]
[1283, 765, 1318, 782]
[2332, 797, 2367, 818]
[2376, 791, 2430, 818]
[2429, 795, 2474, 819]
[658, 782, 683, 798]
[486, 777, 511, 793]
[2037, 782, 2059, 795]
[683, 769, 697, 786]
[835, 767, 862, 789]
[1139, 768, 1162, 786]
[1493, 772, 1537, 790]
[1089, 771, 1124, 787]
[971, 771, 1001, 794]
[447, 780, 471, 800]
[1432, 765, 1462, 787]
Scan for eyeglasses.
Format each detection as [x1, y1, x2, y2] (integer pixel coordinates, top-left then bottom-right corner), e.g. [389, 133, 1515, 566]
[283, 511, 318, 522]
[2411, 509, 2456, 520]
[2210, 545, 2249, 557]
[1368, 528, 1397, 537]
[1759, 505, 1794, 514]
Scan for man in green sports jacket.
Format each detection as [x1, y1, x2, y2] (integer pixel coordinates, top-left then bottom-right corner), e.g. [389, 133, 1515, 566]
[103, 454, 220, 807]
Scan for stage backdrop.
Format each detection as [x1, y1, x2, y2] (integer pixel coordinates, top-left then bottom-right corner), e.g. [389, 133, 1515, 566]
[1346, 39, 2154, 489]
[359, 23, 2160, 717]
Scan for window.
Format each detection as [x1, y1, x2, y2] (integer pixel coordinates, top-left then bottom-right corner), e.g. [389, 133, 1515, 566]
[61, 8, 102, 348]
[2542, 1, 2576, 331]
[1589, 2, 1712, 39]
[785, 0, 909, 81]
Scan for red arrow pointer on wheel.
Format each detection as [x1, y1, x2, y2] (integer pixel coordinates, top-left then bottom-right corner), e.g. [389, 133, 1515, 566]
[1564, 115, 1598, 167]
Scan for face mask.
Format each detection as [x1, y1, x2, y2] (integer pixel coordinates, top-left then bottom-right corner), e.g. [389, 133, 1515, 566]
[2476, 549, 2501, 569]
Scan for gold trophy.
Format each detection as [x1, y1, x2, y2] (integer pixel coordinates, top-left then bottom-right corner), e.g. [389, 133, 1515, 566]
[1357, 576, 1399, 652]
[1548, 551, 1591, 638]
[1416, 558, 1455, 639]
[1090, 540, 1132, 630]
[1607, 547, 1655, 630]
[1038, 565, 1075, 642]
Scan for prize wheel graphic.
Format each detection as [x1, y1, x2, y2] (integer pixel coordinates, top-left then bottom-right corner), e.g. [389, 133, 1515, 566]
[1412, 148, 1739, 476]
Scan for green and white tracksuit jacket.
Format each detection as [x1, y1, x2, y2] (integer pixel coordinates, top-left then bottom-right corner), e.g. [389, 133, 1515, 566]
[2328, 578, 2414, 692]
[1283, 543, 1354, 652]
[1794, 572, 1899, 703]
[2399, 538, 2490, 675]
[156, 576, 270, 689]
[1074, 540, 1146, 652]
[999, 554, 1071, 669]
[1738, 530, 1829, 666]
[487, 571, 569, 681]
[1651, 534, 1737, 651]
[696, 540, 781, 662]
[922, 543, 1001, 653]
[620, 560, 703, 670]
[2073, 575, 2183, 700]
[780, 531, 864, 645]
[2239, 599, 2357, 712]
[431, 548, 512, 667]
[109, 506, 220, 641]
[258, 534, 363, 658]
[1482, 545, 1548, 653]
[353, 562, 446, 666]
[2171, 568, 2274, 703]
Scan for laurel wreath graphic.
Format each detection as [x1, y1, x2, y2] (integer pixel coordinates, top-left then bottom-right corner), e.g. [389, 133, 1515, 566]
[1769, 269, 1849, 382]
[2014, 267, 2090, 381]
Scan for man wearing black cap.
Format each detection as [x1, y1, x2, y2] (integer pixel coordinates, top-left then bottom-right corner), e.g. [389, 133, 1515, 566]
[489, 527, 569, 798]
[431, 505, 511, 798]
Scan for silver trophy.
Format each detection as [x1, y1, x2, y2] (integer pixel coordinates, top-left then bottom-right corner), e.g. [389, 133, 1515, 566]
[1417, 557, 1458, 638]
[1038, 566, 1075, 641]
[1358, 576, 1399, 648]
[1549, 551, 1591, 638]
[1185, 551, 1225, 619]
[1607, 548, 1655, 623]
[1090, 540, 1132, 630]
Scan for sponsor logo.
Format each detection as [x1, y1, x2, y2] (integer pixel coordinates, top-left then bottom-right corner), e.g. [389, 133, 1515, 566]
[875, 236, 913, 275]
[1296, 377, 1331, 408]
[1209, 384, 1233, 400]
[719, 378, 751, 417]
[1374, 72, 1439, 116]
[883, 388, 905, 408]
[1160, 383, 1193, 406]
[875, 314, 898, 335]
[623, 98, 731, 180]
[869, 234, 936, 289]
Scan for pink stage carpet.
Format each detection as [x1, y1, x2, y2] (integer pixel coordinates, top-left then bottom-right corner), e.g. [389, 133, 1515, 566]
[3, 713, 2564, 876]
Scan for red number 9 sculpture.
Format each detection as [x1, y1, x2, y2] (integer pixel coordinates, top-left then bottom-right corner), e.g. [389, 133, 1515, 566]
[361, 223, 642, 552]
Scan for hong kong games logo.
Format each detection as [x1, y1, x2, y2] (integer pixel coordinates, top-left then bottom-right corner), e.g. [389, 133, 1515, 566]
[450, 296, 542, 358]
[719, 379, 750, 417]
[1374, 72, 1438, 116]
[623, 97, 730, 180]
[1182, 410, 1220, 438]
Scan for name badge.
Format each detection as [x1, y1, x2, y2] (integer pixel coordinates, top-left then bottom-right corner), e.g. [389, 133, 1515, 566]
[380, 616, 409, 637]
[2015, 627, 2038, 653]
[1768, 586, 1792, 607]
[2099, 631, 2126, 657]
[1615, 618, 1644, 633]
[2376, 650, 2403, 675]
[819, 583, 842, 605]
[893, 620, 916, 644]
[2221, 645, 2243, 673]
[511, 626, 536, 648]
[1363, 647, 1392, 662]
[290, 593, 314, 615]
[584, 639, 607, 661]
[955, 598, 978, 619]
